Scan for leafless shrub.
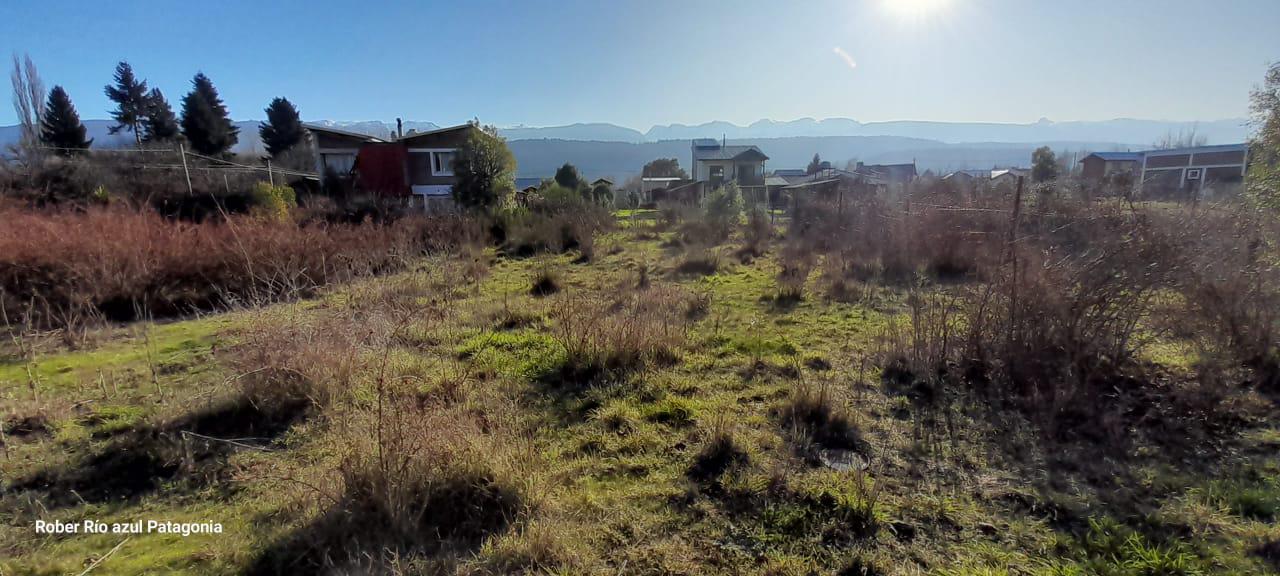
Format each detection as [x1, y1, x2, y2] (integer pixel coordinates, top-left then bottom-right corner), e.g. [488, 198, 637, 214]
[0, 206, 464, 330]
[738, 206, 773, 261]
[677, 244, 721, 276]
[547, 284, 692, 383]
[1162, 205, 1280, 391]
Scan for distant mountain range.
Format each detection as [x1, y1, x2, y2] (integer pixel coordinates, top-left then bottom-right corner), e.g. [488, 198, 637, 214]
[319, 116, 1249, 146]
[1, 116, 1251, 182]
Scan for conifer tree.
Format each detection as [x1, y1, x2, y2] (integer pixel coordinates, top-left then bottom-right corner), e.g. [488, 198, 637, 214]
[41, 85, 93, 154]
[104, 61, 149, 145]
[143, 88, 180, 143]
[179, 72, 239, 155]
[258, 97, 304, 157]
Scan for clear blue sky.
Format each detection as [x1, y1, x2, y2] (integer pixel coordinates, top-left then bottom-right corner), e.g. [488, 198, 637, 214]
[2, 0, 1278, 129]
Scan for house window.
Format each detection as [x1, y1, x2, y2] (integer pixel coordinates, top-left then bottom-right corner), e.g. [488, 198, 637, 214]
[321, 153, 355, 175]
[432, 151, 457, 176]
[709, 165, 724, 180]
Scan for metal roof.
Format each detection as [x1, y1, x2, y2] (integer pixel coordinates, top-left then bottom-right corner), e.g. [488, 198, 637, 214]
[1082, 152, 1142, 162]
[942, 170, 988, 179]
[302, 122, 386, 142]
[1142, 143, 1248, 156]
[397, 123, 474, 143]
[692, 145, 769, 162]
[514, 177, 545, 190]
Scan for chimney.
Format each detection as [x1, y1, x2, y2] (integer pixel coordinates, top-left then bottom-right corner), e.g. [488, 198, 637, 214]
[396, 118, 403, 139]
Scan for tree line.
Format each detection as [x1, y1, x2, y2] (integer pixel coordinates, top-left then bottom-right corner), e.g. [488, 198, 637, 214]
[10, 54, 306, 160]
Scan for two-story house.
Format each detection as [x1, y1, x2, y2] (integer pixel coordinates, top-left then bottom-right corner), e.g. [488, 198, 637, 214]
[685, 138, 769, 203]
[304, 122, 479, 211]
[691, 138, 768, 187]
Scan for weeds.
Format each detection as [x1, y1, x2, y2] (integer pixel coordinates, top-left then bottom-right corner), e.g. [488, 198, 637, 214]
[546, 285, 690, 384]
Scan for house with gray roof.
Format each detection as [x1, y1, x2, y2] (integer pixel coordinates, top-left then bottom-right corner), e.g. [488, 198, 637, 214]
[690, 138, 769, 189]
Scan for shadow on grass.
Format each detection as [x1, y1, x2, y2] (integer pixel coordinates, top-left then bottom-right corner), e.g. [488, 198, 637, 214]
[5, 373, 312, 507]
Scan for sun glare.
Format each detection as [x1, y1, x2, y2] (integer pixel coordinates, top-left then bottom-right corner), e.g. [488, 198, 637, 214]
[883, 0, 951, 22]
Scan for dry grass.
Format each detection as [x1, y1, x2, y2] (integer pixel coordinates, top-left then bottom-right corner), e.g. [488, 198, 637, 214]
[0, 206, 466, 331]
[547, 284, 693, 384]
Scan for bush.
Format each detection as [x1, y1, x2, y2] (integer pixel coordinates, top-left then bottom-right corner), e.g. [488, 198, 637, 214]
[547, 285, 692, 383]
[776, 380, 863, 453]
[704, 183, 742, 238]
[687, 425, 749, 482]
[249, 181, 297, 221]
[499, 187, 612, 257]
[0, 206, 465, 329]
[531, 267, 561, 296]
[740, 206, 772, 260]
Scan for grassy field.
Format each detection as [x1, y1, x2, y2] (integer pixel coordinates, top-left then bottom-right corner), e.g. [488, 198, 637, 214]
[2, 209, 1279, 575]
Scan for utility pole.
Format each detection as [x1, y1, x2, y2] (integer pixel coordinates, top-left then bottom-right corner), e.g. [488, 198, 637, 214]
[179, 144, 193, 196]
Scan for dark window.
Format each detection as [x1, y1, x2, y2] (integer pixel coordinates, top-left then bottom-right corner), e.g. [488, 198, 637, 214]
[1192, 150, 1245, 166]
[1146, 154, 1190, 168]
[1204, 166, 1243, 184]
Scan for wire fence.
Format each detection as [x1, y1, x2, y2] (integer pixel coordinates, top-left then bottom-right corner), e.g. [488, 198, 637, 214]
[29, 144, 318, 191]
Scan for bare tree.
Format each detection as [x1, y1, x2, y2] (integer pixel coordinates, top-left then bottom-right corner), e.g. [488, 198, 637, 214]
[9, 52, 46, 161]
[1152, 124, 1208, 150]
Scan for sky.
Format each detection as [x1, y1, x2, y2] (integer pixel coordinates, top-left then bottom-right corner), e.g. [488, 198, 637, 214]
[2, 0, 1279, 129]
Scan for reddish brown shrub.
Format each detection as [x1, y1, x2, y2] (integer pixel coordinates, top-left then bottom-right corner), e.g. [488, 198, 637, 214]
[0, 206, 466, 329]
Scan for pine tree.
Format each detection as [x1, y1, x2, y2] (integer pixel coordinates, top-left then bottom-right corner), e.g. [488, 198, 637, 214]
[104, 61, 149, 145]
[179, 73, 239, 155]
[807, 153, 822, 174]
[143, 88, 180, 143]
[41, 86, 93, 155]
[258, 97, 304, 157]
[554, 163, 582, 190]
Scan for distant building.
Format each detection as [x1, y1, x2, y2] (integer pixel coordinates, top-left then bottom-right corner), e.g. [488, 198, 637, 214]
[304, 123, 385, 182]
[990, 168, 1029, 187]
[691, 139, 769, 189]
[1079, 152, 1143, 183]
[1080, 144, 1249, 199]
[639, 176, 689, 204]
[398, 124, 476, 210]
[854, 161, 918, 185]
[304, 122, 487, 211]
[514, 177, 546, 191]
[941, 169, 989, 185]
[779, 167, 887, 205]
[770, 168, 809, 185]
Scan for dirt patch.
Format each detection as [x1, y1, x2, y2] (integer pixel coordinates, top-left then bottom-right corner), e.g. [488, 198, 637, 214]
[3, 413, 51, 442]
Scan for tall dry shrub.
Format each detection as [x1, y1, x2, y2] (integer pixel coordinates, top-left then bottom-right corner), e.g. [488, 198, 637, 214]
[0, 206, 464, 329]
[1163, 205, 1280, 390]
[547, 284, 693, 381]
